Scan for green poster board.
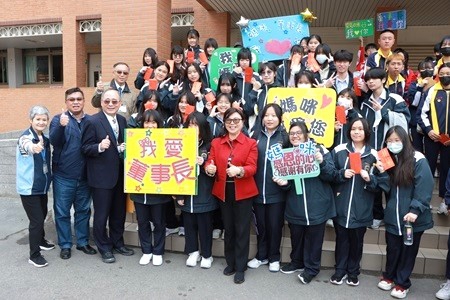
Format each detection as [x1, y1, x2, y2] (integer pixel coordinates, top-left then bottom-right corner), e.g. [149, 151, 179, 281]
[209, 47, 259, 91]
[345, 18, 374, 39]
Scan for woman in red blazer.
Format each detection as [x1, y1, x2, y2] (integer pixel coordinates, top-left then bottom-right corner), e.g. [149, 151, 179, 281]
[205, 107, 258, 284]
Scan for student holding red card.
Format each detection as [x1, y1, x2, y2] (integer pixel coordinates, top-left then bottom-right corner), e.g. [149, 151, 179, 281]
[134, 48, 158, 90]
[182, 63, 212, 117]
[332, 88, 361, 149]
[169, 45, 187, 85]
[232, 47, 261, 108]
[275, 45, 304, 87]
[418, 62, 450, 215]
[127, 90, 163, 128]
[202, 38, 218, 89]
[330, 118, 388, 287]
[166, 92, 196, 129]
[377, 126, 433, 299]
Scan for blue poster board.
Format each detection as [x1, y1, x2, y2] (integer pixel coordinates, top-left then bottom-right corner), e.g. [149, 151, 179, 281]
[376, 10, 406, 31]
[240, 14, 309, 62]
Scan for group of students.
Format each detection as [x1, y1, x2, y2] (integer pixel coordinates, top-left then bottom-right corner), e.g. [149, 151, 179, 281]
[16, 28, 450, 299]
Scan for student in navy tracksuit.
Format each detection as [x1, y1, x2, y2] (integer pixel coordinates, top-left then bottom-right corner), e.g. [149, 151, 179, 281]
[275, 45, 304, 87]
[436, 170, 450, 300]
[360, 67, 410, 228]
[134, 47, 158, 90]
[17, 105, 53, 268]
[247, 104, 289, 273]
[332, 88, 361, 149]
[232, 47, 261, 108]
[177, 112, 217, 268]
[376, 126, 433, 299]
[275, 121, 336, 284]
[129, 110, 171, 267]
[202, 37, 218, 89]
[330, 118, 389, 286]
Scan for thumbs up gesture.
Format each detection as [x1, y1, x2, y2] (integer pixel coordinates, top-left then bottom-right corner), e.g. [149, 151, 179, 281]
[96, 75, 104, 92]
[100, 135, 111, 151]
[206, 159, 216, 176]
[60, 108, 69, 127]
[226, 163, 241, 177]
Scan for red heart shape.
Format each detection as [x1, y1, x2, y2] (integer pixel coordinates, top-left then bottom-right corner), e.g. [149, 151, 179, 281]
[265, 39, 292, 56]
[321, 94, 332, 108]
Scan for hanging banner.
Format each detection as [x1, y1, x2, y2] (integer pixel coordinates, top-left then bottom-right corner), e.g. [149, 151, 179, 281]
[376, 10, 407, 31]
[267, 87, 336, 147]
[209, 47, 259, 91]
[124, 128, 198, 195]
[345, 18, 374, 39]
[240, 14, 309, 62]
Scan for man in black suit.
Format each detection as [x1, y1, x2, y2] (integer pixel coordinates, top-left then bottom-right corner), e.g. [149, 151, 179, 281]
[81, 89, 134, 263]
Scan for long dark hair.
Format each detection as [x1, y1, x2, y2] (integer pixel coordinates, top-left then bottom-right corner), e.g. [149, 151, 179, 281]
[136, 90, 163, 126]
[384, 125, 415, 186]
[167, 92, 196, 128]
[216, 73, 241, 102]
[184, 111, 212, 145]
[142, 48, 158, 68]
[141, 110, 164, 129]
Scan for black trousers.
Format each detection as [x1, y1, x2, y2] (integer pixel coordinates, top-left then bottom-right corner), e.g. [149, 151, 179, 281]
[334, 223, 367, 277]
[212, 207, 224, 230]
[424, 135, 450, 197]
[373, 191, 384, 220]
[134, 201, 166, 255]
[220, 182, 253, 272]
[384, 230, 423, 289]
[289, 222, 326, 277]
[91, 183, 126, 254]
[165, 199, 183, 229]
[20, 194, 48, 258]
[253, 201, 285, 263]
[183, 210, 213, 258]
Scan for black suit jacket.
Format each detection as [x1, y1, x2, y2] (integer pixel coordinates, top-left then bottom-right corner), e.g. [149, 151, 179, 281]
[81, 111, 127, 189]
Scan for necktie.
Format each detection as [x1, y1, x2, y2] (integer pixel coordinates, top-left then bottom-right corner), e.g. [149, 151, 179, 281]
[112, 118, 119, 140]
[118, 87, 123, 99]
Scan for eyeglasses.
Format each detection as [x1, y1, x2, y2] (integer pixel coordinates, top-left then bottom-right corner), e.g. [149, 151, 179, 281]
[225, 118, 242, 124]
[289, 131, 303, 137]
[261, 70, 273, 75]
[173, 54, 183, 58]
[67, 97, 84, 102]
[103, 99, 120, 105]
[116, 70, 129, 75]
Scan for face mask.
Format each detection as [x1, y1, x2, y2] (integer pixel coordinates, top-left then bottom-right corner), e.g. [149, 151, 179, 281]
[440, 76, 450, 87]
[440, 47, 450, 57]
[337, 97, 352, 109]
[297, 83, 311, 88]
[316, 54, 327, 64]
[420, 70, 434, 79]
[387, 142, 403, 154]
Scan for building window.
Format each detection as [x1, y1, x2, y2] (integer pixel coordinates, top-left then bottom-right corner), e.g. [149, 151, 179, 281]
[24, 48, 63, 84]
[0, 51, 7, 84]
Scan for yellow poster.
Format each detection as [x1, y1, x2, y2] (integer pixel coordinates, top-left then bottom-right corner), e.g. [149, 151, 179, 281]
[267, 87, 336, 147]
[124, 128, 198, 195]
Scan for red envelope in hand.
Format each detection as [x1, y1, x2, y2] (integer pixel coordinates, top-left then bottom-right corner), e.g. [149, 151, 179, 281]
[183, 105, 196, 121]
[349, 152, 362, 174]
[144, 68, 154, 81]
[307, 53, 320, 72]
[205, 92, 216, 106]
[378, 148, 395, 171]
[191, 81, 202, 94]
[439, 134, 450, 145]
[148, 79, 158, 90]
[198, 52, 209, 65]
[335, 106, 347, 124]
[244, 67, 253, 83]
[166, 60, 174, 73]
[187, 51, 195, 64]
[144, 101, 155, 111]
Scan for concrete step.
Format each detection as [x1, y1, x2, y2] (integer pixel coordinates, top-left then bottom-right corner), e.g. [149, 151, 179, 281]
[122, 223, 446, 276]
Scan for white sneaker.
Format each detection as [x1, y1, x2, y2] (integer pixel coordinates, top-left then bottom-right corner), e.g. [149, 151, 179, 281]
[139, 254, 152, 265]
[269, 261, 280, 272]
[165, 227, 179, 236]
[200, 256, 213, 269]
[438, 202, 449, 215]
[221, 230, 225, 240]
[178, 227, 185, 236]
[371, 219, 384, 229]
[390, 286, 409, 299]
[436, 282, 450, 300]
[326, 219, 334, 227]
[247, 258, 269, 269]
[186, 251, 200, 267]
[378, 278, 395, 291]
[212, 229, 221, 239]
[152, 255, 163, 266]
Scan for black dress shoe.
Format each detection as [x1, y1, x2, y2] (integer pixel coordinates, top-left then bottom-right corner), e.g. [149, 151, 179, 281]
[234, 271, 245, 284]
[113, 246, 134, 256]
[76, 245, 97, 255]
[101, 251, 116, 263]
[223, 265, 236, 276]
[60, 248, 71, 259]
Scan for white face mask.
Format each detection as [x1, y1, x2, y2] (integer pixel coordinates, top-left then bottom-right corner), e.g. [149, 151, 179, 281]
[337, 97, 352, 110]
[387, 142, 403, 154]
[316, 54, 327, 64]
[297, 83, 312, 88]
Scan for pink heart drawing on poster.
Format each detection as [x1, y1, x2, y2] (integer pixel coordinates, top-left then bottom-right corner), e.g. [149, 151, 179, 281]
[265, 40, 292, 56]
[321, 94, 332, 108]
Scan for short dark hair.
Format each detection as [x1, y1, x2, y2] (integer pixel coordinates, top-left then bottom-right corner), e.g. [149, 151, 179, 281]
[346, 117, 370, 144]
[295, 70, 315, 85]
[288, 121, 309, 145]
[379, 29, 395, 36]
[365, 43, 378, 52]
[186, 28, 200, 39]
[204, 38, 218, 53]
[65, 87, 84, 99]
[222, 108, 246, 136]
[364, 67, 387, 81]
[260, 103, 283, 127]
[338, 88, 358, 110]
[334, 50, 353, 63]
[237, 47, 252, 63]
[258, 62, 277, 74]
[141, 110, 164, 129]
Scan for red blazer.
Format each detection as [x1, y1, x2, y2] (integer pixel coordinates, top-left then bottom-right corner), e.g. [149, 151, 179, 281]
[205, 132, 258, 201]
